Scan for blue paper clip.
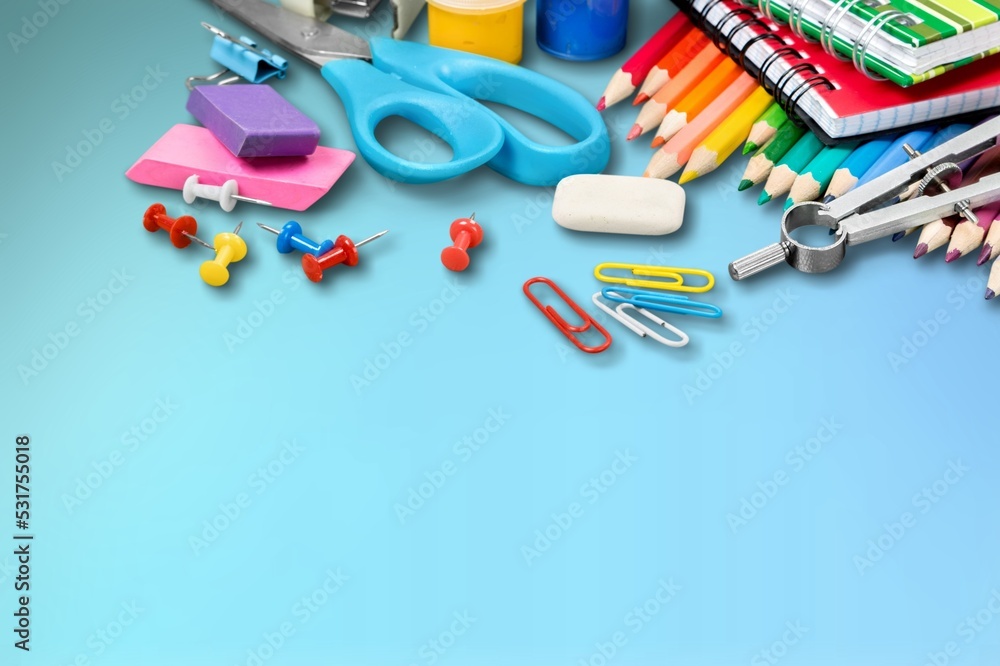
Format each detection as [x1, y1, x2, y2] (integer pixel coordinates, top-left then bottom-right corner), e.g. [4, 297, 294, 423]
[186, 23, 288, 89]
[600, 288, 723, 319]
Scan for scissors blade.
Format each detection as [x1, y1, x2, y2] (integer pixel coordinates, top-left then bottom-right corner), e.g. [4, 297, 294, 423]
[209, 0, 371, 67]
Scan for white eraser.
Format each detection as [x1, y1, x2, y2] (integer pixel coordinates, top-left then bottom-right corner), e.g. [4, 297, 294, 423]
[553, 175, 685, 236]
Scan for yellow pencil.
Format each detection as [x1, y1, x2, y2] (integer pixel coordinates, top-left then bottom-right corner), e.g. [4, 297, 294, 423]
[679, 87, 773, 184]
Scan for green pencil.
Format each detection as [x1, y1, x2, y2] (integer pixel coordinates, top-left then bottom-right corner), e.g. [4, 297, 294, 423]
[738, 121, 804, 192]
[784, 141, 860, 209]
[758, 132, 824, 205]
[742, 103, 787, 155]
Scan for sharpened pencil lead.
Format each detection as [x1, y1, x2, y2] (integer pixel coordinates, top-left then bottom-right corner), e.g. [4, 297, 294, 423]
[914, 243, 929, 259]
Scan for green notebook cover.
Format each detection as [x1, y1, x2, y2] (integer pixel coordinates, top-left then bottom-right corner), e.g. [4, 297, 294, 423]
[753, 0, 1000, 86]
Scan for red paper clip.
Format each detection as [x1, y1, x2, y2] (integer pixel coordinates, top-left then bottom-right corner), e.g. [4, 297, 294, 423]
[523, 277, 612, 354]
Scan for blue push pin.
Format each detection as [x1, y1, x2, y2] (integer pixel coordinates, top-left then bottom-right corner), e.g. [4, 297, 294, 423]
[257, 222, 334, 256]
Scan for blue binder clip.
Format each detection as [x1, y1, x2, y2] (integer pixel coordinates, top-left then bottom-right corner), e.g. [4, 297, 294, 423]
[186, 22, 288, 90]
[600, 287, 723, 319]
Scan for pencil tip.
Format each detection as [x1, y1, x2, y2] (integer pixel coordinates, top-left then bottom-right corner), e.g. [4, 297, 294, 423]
[822, 195, 835, 204]
[783, 199, 794, 211]
[913, 243, 928, 259]
[627, 124, 642, 141]
[987, 288, 996, 301]
[738, 179, 753, 192]
[979, 244, 993, 265]
[742, 143, 756, 156]
[678, 170, 695, 185]
[650, 136, 665, 148]
[596, 97, 606, 112]
[891, 231, 905, 242]
[633, 93, 649, 105]
[758, 192, 773, 205]
[945, 249, 961, 263]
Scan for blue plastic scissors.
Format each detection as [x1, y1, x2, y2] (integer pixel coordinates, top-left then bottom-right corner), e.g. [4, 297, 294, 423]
[210, 0, 610, 186]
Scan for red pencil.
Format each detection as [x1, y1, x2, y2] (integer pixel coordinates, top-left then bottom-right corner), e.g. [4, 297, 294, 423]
[597, 12, 693, 111]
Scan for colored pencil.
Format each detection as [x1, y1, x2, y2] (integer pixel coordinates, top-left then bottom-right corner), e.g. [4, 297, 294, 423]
[822, 135, 898, 203]
[634, 28, 711, 104]
[598, 13, 692, 111]
[758, 132, 824, 205]
[947, 202, 1000, 262]
[979, 217, 1000, 265]
[739, 121, 805, 191]
[785, 142, 859, 209]
[743, 104, 788, 155]
[912, 147, 997, 259]
[651, 58, 741, 146]
[852, 128, 937, 191]
[891, 124, 973, 240]
[644, 73, 759, 179]
[630, 43, 725, 141]
[986, 256, 1000, 300]
[679, 87, 774, 184]
[942, 147, 1000, 261]
[914, 217, 957, 259]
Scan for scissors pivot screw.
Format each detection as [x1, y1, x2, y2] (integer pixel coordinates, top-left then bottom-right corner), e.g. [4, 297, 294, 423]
[441, 213, 483, 272]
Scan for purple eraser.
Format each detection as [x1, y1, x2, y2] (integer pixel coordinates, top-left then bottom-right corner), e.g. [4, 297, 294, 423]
[186, 84, 321, 158]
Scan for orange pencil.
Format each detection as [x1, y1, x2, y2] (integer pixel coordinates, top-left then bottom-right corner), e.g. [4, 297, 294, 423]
[651, 58, 741, 147]
[629, 42, 725, 141]
[597, 13, 692, 111]
[634, 28, 711, 105]
[644, 73, 758, 179]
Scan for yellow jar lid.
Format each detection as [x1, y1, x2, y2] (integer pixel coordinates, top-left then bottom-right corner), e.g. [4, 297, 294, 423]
[426, 0, 525, 13]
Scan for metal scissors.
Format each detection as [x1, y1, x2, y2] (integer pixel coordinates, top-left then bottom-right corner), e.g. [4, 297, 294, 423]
[209, 0, 610, 186]
[730, 116, 1000, 279]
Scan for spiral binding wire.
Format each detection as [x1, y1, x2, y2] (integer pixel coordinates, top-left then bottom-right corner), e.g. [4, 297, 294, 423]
[787, 0, 816, 41]
[712, 7, 758, 51]
[739, 31, 786, 69]
[852, 8, 907, 79]
[819, 0, 865, 59]
[691, 0, 834, 127]
[724, 16, 772, 58]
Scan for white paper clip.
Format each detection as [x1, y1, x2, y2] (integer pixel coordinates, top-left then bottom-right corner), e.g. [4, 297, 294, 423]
[591, 293, 689, 348]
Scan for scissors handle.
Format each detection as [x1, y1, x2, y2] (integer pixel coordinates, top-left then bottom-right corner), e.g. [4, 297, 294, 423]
[321, 61, 504, 185]
[369, 39, 610, 187]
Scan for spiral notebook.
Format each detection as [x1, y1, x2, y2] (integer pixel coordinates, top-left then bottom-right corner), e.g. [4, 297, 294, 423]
[746, 0, 1000, 86]
[675, 0, 1000, 142]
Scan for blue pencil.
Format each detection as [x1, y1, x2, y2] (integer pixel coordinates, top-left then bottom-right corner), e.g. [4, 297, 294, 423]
[822, 135, 898, 203]
[852, 128, 938, 191]
[890, 123, 973, 240]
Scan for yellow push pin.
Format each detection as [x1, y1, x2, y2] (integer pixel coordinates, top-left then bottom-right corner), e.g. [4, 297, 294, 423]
[200, 222, 247, 287]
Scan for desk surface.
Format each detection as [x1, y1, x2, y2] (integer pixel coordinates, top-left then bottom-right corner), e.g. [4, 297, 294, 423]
[2, 1, 997, 664]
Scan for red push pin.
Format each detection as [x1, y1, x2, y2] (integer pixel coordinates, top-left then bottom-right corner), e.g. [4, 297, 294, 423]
[441, 213, 483, 272]
[142, 203, 213, 249]
[301, 229, 388, 283]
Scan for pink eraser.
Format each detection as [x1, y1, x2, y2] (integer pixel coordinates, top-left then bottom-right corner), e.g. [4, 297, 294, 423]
[125, 124, 355, 211]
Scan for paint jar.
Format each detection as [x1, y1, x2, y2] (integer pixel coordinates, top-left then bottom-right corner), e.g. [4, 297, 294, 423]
[427, 0, 528, 64]
[536, 0, 629, 61]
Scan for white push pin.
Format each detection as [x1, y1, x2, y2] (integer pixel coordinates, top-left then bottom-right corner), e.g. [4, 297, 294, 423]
[182, 175, 273, 212]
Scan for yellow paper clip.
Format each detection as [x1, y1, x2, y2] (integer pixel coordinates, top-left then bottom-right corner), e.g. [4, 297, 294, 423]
[593, 263, 715, 293]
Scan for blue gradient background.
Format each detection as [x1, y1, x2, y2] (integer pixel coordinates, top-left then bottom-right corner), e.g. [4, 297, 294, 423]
[1, 1, 998, 665]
